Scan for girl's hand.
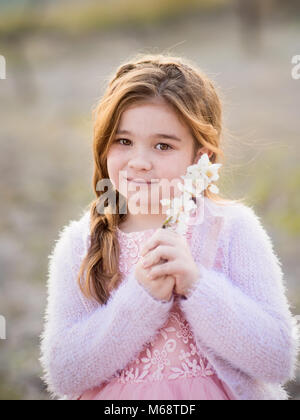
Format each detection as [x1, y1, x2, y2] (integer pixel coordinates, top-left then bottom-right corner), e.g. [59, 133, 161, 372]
[140, 228, 201, 298]
[134, 252, 175, 302]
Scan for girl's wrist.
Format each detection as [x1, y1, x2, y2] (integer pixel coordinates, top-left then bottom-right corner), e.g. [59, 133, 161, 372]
[185, 278, 201, 299]
[183, 266, 203, 299]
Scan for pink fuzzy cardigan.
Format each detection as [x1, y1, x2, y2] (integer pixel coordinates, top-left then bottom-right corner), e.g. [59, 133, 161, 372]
[39, 197, 299, 400]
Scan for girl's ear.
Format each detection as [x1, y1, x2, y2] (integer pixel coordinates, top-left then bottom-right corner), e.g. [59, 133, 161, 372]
[193, 146, 213, 164]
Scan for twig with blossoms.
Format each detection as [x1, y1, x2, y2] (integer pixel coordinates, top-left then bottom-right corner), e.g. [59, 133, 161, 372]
[160, 153, 222, 235]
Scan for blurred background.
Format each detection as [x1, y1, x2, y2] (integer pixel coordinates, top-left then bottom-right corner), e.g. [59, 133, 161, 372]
[0, 0, 299, 400]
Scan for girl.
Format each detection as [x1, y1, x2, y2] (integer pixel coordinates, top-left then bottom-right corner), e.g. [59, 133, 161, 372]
[39, 53, 299, 400]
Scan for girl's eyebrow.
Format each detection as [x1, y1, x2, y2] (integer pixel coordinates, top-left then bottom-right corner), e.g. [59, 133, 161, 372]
[116, 129, 182, 142]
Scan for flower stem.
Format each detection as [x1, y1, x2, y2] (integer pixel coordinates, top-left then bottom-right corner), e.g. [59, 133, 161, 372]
[162, 215, 173, 229]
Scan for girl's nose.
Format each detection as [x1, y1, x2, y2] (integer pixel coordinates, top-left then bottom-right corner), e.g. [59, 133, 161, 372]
[128, 155, 152, 171]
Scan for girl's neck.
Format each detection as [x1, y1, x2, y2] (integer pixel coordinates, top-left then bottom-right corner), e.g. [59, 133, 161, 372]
[118, 213, 167, 234]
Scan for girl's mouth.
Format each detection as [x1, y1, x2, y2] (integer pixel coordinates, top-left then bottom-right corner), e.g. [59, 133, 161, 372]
[127, 177, 159, 185]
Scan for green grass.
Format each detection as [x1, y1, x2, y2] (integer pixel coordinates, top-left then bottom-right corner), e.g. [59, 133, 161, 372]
[268, 168, 300, 236]
[0, 0, 229, 37]
[0, 381, 23, 400]
[246, 154, 300, 237]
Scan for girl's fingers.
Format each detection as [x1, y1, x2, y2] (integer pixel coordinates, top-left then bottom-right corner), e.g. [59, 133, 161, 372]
[140, 229, 180, 257]
[142, 245, 176, 268]
[147, 261, 182, 280]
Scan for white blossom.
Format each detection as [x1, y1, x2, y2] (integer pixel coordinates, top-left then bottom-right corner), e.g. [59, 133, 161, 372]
[160, 153, 222, 235]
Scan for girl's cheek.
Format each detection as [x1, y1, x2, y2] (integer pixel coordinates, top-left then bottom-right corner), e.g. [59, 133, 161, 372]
[107, 148, 125, 169]
[107, 156, 123, 188]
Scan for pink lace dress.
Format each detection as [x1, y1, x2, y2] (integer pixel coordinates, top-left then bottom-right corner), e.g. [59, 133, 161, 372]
[78, 227, 236, 400]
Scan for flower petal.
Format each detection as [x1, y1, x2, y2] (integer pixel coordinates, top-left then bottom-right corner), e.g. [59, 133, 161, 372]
[208, 184, 219, 194]
[160, 198, 171, 206]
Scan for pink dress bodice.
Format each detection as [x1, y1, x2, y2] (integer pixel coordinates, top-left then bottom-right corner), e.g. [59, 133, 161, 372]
[78, 227, 236, 400]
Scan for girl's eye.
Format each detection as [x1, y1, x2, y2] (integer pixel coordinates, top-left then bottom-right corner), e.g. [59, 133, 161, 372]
[156, 143, 172, 151]
[116, 138, 131, 146]
[115, 139, 172, 151]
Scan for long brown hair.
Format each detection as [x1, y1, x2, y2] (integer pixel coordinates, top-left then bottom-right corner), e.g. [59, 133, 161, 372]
[77, 53, 243, 305]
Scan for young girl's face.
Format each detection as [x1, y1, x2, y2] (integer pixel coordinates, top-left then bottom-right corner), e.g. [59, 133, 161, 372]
[106, 97, 204, 216]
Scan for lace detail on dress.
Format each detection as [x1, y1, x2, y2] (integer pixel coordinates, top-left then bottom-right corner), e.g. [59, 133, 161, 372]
[117, 228, 157, 276]
[111, 298, 216, 384]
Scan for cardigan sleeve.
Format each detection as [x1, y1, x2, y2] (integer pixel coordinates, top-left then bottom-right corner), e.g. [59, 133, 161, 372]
[39, 219, 174, 399]
[179, 205, 300, 384]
